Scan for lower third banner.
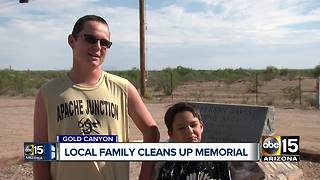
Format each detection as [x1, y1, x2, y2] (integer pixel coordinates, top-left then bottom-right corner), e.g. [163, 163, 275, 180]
[57, 143, 259, 161]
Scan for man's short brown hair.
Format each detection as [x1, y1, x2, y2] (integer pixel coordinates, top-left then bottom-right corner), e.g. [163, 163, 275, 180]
[71, 15, 110, 37]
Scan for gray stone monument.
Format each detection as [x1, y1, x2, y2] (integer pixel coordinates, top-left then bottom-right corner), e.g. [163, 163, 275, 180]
[189, 102, 274, 143]
[188, 102, 303, 180]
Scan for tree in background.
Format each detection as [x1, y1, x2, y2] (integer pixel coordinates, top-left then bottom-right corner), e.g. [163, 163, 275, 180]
[313, 65, 320, 77]
[262, 66, 279, 81]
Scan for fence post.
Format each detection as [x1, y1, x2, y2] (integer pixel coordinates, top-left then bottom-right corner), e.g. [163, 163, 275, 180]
[19, 76, 24, 94]
[317, 76, 320, 109]
[0, 78, 2, 94]
[299, 76, 302, 105]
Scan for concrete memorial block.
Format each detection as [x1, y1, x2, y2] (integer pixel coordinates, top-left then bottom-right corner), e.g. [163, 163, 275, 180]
[189, 102, 275, 143]
[188, 102, 304, 180]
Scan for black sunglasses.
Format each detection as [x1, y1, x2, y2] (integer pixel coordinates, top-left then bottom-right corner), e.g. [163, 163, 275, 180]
[76, 34, 112, 48]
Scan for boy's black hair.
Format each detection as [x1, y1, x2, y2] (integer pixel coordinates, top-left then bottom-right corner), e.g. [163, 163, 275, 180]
[164, 102, 202, 131]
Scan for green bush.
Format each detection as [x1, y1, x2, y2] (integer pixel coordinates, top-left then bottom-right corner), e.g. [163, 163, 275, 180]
[246, 74, 263, 93]
[149, 68, 177, 95]
[176, 66, 193, 76]
[313, 65, 320, 77]
[279, 69, 289, 77]
[262, 66, 279, 81]
[279, 69, 298, 80]
[0, 67, 317, 99]
[113, 68, 140, 88]
[282, 86, 300, 104]
[0, 70, 64, 96]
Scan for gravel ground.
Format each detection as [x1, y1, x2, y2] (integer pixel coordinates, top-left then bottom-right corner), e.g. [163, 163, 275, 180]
[293, 159, 320, 180]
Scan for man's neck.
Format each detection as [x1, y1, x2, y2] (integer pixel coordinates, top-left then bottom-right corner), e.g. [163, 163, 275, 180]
[68, 67, 103, 86]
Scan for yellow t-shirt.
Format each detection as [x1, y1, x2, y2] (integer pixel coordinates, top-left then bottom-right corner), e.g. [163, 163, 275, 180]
[40, 71, 129, 180]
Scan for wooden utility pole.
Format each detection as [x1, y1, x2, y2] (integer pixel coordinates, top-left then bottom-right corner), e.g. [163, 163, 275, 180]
[139, 0, 146, 97]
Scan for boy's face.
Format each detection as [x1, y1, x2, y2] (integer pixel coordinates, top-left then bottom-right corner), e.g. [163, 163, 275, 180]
[168, 111, 203, 142]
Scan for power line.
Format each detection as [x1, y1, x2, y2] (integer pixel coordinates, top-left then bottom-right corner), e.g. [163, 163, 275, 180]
[0, 0, 29, 9]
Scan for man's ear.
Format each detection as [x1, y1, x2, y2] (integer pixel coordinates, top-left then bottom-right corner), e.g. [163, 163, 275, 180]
[68, 34, 75, 48]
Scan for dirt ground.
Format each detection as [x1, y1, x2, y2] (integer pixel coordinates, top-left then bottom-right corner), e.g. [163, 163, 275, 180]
[0, 97, 319, 179]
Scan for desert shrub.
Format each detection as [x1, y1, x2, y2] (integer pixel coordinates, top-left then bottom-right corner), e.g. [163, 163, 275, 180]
[279, 69, 300, 80]
[143, 88, 154, 100]
[36, 70, 65, 79]
[0, 77, 6, 95]
[246, 74, 263, 93]
[149, 68, 177, 95]
[282, 86, 299, 104]
[22, 88, 37, 97]
[262, 66, 279, 81]
[313, 65, 320, 77]
[0, 70, 13, 94]
[0, 70, 66, 96]
[174, 66, 198, 82]
[175, 66, 193, 76]
[34, 78, 48, 89]
[279, 69, 289, 77]
[14, 76, 24, 94]
[213, 68, 247, 84]
[198, 70, 215, 81]
[304, 96, 317, 107]
[287, 72, 298, 81]
[222, 74, 239, 84]
[113, 68, 140, 88]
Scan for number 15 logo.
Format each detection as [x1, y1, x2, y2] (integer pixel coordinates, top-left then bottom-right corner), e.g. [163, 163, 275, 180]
[281, 136, 299, 155]
[34, 145, 44, 155]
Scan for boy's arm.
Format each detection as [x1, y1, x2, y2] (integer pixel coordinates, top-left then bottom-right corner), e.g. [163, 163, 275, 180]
[128, 82, 160, 180]
[33, 91, 51, 180]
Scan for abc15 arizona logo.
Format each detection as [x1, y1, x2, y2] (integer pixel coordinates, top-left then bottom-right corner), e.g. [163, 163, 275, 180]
[261, 136, 300, 162]
[24, 143, 44, 160]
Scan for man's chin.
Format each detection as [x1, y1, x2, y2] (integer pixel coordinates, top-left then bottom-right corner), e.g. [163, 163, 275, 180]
[87, 59, 103, 67]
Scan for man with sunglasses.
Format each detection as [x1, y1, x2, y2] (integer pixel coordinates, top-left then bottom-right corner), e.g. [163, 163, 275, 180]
[33, 15, 160, 180]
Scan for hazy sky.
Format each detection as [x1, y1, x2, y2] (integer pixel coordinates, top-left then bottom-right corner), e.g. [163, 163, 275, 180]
[0, 0, 320, 70]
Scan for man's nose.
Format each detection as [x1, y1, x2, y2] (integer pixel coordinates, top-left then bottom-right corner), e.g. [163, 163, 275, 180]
[186, 126, 193, 135]
[92, 40, 102, 50]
